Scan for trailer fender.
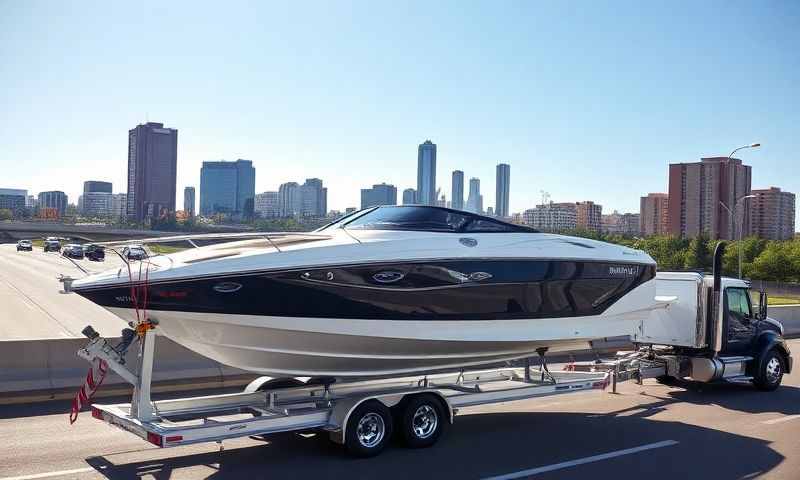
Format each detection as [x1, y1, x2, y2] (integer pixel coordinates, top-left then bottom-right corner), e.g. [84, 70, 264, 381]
[327, 391, 453, 445]
[751, 331, 793, 375]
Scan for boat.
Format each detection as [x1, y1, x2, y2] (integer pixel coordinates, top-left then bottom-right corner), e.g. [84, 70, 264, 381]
[71, 205, 660, 378]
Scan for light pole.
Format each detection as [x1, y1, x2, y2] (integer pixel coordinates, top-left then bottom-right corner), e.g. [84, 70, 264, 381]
[720, 195, 755, 278]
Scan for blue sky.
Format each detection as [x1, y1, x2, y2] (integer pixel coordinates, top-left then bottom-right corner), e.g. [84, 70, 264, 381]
[1, 1, 798, 221]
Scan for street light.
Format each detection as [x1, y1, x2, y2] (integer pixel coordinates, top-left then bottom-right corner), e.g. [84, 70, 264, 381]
[728, 143, 761, 159]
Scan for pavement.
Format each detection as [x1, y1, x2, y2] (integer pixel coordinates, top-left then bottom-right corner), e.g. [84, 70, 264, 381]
[0, 339, 798, 480]
[0, 244, 129, 339]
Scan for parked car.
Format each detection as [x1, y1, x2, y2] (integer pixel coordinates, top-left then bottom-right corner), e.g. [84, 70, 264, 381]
[16, 240, 33, 251]
[122, 245, 148, 261]
[43, 239, 61, 252]
[84, 244, 105, 262]
[62, 243, 85, 259]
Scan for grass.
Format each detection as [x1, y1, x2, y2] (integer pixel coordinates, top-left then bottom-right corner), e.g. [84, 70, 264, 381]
[147, 244, 189, 255]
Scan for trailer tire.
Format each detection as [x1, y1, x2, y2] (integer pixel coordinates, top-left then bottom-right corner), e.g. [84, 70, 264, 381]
[256, 377, 305, 391]
[754, 349, 785, 392]
[399, 394, 447, 449]
[345, 400, 393, 457]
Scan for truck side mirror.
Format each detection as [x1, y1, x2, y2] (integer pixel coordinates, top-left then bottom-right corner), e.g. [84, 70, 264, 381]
[759, 291, 768, 320]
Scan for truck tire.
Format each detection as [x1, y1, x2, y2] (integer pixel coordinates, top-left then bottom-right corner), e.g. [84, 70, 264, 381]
[754, 349, 785, 391]
[398, 394, 447, 448]
[345, 400, 393, 457]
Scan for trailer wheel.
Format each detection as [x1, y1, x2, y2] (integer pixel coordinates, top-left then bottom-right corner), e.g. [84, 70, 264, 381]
[754, 349, 785, 391]
[256, 377, 305, 391]
[345, 400, 393, 457]
[399, 394, 447, 449]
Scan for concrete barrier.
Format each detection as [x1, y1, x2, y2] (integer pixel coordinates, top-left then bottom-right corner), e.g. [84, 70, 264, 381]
[768, 305, 800, 338]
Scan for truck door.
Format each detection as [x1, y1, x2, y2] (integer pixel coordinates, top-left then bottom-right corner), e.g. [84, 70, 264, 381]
[723, 287, 758, 354]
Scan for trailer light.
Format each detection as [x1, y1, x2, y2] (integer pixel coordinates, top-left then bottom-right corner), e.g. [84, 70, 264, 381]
[91, 407, 104, 420]
[165, 435, 183, 443]
[146, 432, 163, 447]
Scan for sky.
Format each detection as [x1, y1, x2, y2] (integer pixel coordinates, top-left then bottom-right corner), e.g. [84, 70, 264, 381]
[1, 1, 799, 222]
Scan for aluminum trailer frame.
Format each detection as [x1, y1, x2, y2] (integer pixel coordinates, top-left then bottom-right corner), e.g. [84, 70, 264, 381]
[78, 324, 611, 453]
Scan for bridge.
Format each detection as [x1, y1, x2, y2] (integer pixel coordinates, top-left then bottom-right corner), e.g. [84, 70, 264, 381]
[0, 222, 178, 243]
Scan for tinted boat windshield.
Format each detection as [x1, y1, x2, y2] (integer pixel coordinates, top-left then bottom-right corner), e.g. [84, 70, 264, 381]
[341, 206, 536, 233]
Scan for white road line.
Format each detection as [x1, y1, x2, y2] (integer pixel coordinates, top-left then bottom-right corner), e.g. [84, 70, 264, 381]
[762, 414, 800, 425]
[482, 440, 679, 479]
[0, 467, 96, 480]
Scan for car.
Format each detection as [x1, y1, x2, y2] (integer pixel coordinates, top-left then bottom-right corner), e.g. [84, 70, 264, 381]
[62, 243, 85, 259]
[43, 239, 61, 252]
[84, 244, 105, 262]
[16, 240, 33, 251]
[122, 245, 148, 261]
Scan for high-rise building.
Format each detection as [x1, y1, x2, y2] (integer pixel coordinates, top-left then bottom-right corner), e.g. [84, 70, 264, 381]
[199, 159, 255, 217]
[495, 164, 510, 218]
[83, 181, 112, 194]
[254, 191, 280, 218]
[361, 183, 397, 209]
[402, 188, 416, 205]
[749, 187, 795, 240]
[466, 178, 482, 213]
[127, 122, 178, 222]
[38, 190, 68, 217]
[668, 157, 751, 239]
[451, 170, 464, 210]
[184, 187, 195, 217]
[278, 182, 302, 217]
[300, 178, 327, 217]
[640, 193, 669, 237]
[79, 181, 113, 217]
[602, 211, 640, 235]
[575, 201, 602, 232]
[416, 140, 437, 205]
[110, 193, 127, 220]
[0, 188, 26, 215]
[523, 203, 577, 232]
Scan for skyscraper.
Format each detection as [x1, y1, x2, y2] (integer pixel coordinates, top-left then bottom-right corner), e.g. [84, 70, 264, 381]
[184, 187, 195, 217]
[495, 164, 510, 218]
[667, 157, 751, 239]
[80, 181, 113, 217]
[466, 177, 482, 213]
[127, 122, 178, 222]
[278, 182, 301, 217]
[361, 183, 397, 209]
[300, 178, 327, 217]
[83, 181, 112, 194]
[749, 187, 795, 240]
[38, 190, 68, 217]
[416, 140, 437, 205]
[402, 188, 416, 205]
[640, 193, 669, 236]
[451, 170, 464, 210]
[199, 159, 256, 217]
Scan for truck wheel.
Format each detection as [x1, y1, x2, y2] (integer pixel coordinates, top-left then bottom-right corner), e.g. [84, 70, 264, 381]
[754, 350, 785, 391]
[345, 400, 393, 457]
[399, 394, 447, 448]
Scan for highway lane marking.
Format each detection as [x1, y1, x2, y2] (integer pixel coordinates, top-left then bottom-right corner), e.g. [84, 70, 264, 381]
[482, 440, 679, 479]
[762, 414, 800, 425]
[0, 467, 96, 480]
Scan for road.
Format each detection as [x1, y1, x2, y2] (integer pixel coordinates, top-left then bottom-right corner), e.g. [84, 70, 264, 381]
[0, 244, 130, 339]
[1, 340, 798, 480]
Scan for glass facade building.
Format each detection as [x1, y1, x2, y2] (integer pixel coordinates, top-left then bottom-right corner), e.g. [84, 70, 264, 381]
[199, 159, 255, 217]
[495, 164, 510, 218]
[416, 140, 437, 206]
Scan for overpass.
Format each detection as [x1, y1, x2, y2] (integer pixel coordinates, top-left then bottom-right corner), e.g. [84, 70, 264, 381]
[0, 222, 178, 243]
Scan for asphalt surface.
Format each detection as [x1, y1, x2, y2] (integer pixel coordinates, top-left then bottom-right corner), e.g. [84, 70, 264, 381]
[0, 244, 130, 339]
[0, 339, 798, 480]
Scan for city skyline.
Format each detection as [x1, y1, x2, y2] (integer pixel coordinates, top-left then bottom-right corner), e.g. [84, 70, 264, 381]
[3, 2, 798, 224]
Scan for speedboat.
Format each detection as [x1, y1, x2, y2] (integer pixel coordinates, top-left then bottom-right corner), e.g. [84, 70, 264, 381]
[71, 205, 660, 377]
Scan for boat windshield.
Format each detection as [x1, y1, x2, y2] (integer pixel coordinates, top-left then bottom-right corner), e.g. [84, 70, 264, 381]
[341, 206, 536, 233]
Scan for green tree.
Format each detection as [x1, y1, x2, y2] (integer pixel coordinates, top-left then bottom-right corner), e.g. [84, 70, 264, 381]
[0, 209, 12, 221]
[684, 233, 711, 270]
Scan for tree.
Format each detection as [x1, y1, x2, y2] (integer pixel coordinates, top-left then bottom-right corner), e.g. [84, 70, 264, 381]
[0, 209, 12, 221]
[684, 233, 711, 270]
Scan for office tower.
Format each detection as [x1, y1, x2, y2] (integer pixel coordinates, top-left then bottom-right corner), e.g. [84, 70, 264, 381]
[199, 159, 255, 217]
[466, 178, 482, 213]
[749, 187, 796, 240]
[300, 178, 327, 217]
[522, 203, 577, 231]
[83, 181, 112, 194]
[278, 182, 302, 217]
[127, 122, 178, 221]
[667, 157, 751, 239]
[254, 191, 280, 218]
[451, 170, 464, 210]
[38, 190, 68, 217]
[0, 188, 26, 215]
[495, 164, 510, 217]
[640, 193, 669, 236]
[80, 181, 113, 217]
[184, 187, 196, 217]
[575, 201, 602, 232]
[402, 188, 416, 205]
[110, 193, 127, 220]
[416, 140, 437, 205]
[361, 183, 397, 209]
